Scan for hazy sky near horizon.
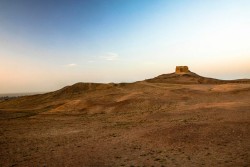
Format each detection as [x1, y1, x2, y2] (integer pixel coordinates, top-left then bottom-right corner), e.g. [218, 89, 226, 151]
[0, 0, 250, 93]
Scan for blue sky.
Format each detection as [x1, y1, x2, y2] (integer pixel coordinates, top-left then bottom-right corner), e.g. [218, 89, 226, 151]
[0, 0, 250, 93]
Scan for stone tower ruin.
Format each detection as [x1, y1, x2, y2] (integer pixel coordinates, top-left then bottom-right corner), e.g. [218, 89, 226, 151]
[175, 66, 189, 73]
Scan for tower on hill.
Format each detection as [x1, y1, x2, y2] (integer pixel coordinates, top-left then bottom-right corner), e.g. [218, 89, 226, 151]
[175, 66, 189, 73]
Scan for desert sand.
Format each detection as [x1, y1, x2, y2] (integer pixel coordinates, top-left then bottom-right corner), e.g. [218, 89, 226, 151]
[0, 71, 249, 166]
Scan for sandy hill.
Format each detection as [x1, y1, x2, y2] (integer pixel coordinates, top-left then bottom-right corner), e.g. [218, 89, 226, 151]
[0, 69, 249, 111]
[0, 68, 250, 166]
[146, 71, 250, 84]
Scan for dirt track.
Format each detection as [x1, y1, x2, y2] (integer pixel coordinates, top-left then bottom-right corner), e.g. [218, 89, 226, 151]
[0, 81, 250, 166]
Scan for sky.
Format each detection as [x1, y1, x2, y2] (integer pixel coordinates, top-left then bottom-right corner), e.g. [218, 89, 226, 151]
[0, 0, 250, 93]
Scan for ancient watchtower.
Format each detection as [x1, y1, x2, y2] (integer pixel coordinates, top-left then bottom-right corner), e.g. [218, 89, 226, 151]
[175, 66, 189, 73]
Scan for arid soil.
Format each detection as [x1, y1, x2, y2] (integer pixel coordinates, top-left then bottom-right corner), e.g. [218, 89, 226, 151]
[0, 72, 250, 167]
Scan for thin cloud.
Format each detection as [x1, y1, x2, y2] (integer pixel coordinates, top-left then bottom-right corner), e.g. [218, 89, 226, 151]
[66, 63, 77, 67]
[143, 61, 156, 65]
[100, 52, 119, 61]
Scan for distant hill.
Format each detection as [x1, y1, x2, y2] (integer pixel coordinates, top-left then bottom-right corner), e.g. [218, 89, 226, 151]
[0, 69, 249, 110]
[145, 71, 250, 84]
[0, 92, 44, 97]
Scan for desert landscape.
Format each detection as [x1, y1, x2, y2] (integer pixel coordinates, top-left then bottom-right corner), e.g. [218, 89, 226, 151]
[0, 67, 249, 167]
